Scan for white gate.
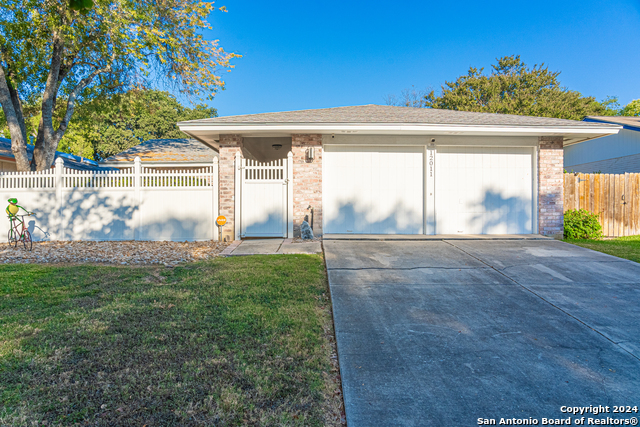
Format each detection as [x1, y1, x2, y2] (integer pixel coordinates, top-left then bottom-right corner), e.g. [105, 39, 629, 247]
[237, 152, 293, 238]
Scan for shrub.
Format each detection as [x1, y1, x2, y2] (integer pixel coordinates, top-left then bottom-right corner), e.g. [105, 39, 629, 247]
[564, 209, 603, 239]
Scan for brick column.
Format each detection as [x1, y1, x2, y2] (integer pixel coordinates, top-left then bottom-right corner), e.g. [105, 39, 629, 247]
[538, 136, 564, 238]
[219, 134, 243, 242]
[291, 134, 323, 237]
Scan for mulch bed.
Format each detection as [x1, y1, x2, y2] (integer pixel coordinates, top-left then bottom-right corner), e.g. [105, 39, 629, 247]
[0, 240, 228, 265]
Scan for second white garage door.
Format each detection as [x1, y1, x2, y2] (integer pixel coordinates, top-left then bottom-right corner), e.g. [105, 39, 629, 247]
[323, 146, 424, 234]
[436, 146, 534, 234]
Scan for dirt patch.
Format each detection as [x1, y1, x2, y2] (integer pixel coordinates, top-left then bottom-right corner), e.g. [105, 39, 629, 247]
[0, 240, 228, 265]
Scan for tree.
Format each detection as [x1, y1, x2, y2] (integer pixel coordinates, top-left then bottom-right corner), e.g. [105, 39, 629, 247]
[66, 89, 217, 160]
[387, 56, 617, 120]
[0, 0, 237, 170]
[619, 99, 640, 116]
[384, 85, 430, 108]
[1, 89, 217, 160]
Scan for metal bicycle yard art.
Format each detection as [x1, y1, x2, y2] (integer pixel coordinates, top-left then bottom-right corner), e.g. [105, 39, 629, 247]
[6, 198, 34, 251]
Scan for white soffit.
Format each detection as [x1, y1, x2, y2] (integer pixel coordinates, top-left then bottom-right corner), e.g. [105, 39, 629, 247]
[178, 123, 621, 141]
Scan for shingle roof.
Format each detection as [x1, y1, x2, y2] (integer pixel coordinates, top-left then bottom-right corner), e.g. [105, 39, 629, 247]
[585, 116, 640, 130]
[0, 137, 108, 171]
[102, 138, 218, 163]
[180, 104, 617, 128]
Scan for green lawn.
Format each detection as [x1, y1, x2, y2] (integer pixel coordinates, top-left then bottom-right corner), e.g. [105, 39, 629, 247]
[564, 235, 640, 263]
[0, 255, 343, 426]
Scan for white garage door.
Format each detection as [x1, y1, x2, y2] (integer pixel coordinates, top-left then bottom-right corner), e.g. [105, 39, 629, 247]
[435, 146, 534, 234]
[323, 146, 424, 234]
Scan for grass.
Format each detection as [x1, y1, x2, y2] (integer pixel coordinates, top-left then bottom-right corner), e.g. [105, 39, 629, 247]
[0, 255, 343, 426]
[564, 235, 640, 263]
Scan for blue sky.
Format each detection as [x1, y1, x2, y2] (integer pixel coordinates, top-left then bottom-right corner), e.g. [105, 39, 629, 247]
[201, 0, 640, 116]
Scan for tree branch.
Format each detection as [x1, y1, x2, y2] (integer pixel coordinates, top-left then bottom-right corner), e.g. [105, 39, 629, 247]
[40, 33, 65, 142]
[46, 61, 113, 165]
[55, 66, 109, 139]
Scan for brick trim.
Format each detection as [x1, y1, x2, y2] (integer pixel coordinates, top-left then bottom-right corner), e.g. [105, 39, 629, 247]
[291, 134, 323, 237]
[538, 136, 564, 237]
[218, 135, 243, 242]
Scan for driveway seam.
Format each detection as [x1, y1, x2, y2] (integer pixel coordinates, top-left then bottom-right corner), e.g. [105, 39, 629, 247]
[328, 260, 632, 271]
[495, 260, 636, 270]
[443, 240, 640, 362]
[327, 266, 492, 271]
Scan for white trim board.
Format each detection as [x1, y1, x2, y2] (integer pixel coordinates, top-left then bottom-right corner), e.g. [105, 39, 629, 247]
[179, 123, 619, 138]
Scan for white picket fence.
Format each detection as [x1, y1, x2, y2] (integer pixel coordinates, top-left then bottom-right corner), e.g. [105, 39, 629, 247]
[0, 157, 219, 242]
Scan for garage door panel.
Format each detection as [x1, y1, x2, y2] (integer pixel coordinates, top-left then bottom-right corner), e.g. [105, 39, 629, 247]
[436, 146, 533, 235]
[324, 145, 533, 236]
[324, 146, 424, 234]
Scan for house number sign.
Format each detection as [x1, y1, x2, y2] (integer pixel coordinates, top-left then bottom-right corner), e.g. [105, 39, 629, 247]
[429, 150, 434, 178]
[216, 216, 227, 226]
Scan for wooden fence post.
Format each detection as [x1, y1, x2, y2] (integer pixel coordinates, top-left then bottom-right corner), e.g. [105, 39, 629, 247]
[624, 173, 630, 236]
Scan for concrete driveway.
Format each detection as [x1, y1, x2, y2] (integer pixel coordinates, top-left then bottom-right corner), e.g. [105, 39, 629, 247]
[324, 239, 640, 426]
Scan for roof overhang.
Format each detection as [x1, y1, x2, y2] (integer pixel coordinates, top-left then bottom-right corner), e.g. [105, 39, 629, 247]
[177, 122, 621, 146]
[584, 117, 640, 133]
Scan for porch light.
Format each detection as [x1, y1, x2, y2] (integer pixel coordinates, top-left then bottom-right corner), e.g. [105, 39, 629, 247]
[306, 147, 315, 161]
[272, 144, 283, 150]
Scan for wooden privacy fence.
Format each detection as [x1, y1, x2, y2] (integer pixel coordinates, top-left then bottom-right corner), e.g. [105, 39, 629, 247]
[564, 173, 640, 237]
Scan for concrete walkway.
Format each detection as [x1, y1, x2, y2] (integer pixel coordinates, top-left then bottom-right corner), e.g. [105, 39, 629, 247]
[325, 239, 640, 426]
[223, 239, 322, 256]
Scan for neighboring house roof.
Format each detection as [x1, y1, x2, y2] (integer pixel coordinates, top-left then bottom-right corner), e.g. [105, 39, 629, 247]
[0, 137, 108, 171]
[584, 116, 640, 132]
[101, 138, 218, 164]
[181, 104, 616, 127]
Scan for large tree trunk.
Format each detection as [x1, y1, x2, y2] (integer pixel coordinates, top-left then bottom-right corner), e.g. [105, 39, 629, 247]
[0, 64, 30, 171]
[31, 126, 49, 171]
[31, 34, 102, 171]
[41, 65, 105, 169]
[32, 34, 65, 171]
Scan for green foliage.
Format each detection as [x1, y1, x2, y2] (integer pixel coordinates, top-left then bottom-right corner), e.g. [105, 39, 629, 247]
[55, 129, 95, 160]
[0, 0, 237, 102]
[68, 0, 93, 12]
[1, 89, 216, 160]
[619, 99, 640, 117]
[0, 96, 40, 139]
[0, 0, 238, 170]
[390, 56, 617, 120]
[564, 209, 603, 240]
[63, 89, 217, 160]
